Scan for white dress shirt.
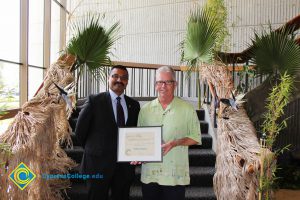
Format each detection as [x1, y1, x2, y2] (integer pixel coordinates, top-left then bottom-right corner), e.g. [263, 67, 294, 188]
[109, 89, 128, 124]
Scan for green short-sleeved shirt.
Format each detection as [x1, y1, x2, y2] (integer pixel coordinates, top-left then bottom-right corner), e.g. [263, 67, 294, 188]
[138, 97, 201, 185]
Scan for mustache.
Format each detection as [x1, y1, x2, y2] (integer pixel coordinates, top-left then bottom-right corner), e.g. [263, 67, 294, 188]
[114, 82, 124, 86]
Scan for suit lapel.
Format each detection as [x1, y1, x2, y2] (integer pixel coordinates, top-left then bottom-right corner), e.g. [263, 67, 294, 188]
[124, 95, 132, 126]
[105, 92, 117, 125]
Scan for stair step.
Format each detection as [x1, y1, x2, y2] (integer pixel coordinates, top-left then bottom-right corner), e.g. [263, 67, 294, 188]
[69, 118, 77, 133]
[196, 109, 205, 121]
[65, 146, 84, 164]
[66, 165, 85, 184]
[69, 121, 208, 138]
[66, 180, 216, 200]
[65, 182, 88, 200]
[65, 103, 216, 200]
[65, 146, 216, 167]
[200, 121, 209, 134]
[130, 186, 216, 200]
[185, 186, 216, 200]
[69, 118, 208, 138]
[134, 166, 215, 187]
[69, 127, 209, 147]
[190, 134, 212, 149]
[65, 183, 216, 200]
[189, 149, 216, 167]
[70, 132, 80, 146]
[190, 167, 215, 187]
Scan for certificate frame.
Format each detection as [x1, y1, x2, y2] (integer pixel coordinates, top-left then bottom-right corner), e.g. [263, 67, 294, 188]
[117, 126, 163, 162]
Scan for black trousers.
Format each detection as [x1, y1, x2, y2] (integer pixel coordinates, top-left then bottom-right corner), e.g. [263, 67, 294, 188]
[142, 182, 185, 200]
[86, 163, 134, 200]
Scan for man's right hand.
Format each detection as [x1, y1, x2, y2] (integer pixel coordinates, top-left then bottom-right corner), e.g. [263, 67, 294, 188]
[130, 161, 142, 165]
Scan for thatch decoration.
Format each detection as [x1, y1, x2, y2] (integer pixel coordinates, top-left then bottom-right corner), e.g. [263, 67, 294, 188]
[214, 105, 262, 200]
[200, 63, 261, 200]
[179, 4, 262, 198]
[0, 54, 77, 200]
[0, 13, 120, 199]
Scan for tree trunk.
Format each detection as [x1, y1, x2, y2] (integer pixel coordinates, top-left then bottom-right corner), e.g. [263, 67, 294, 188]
[199, 63, 261, 200]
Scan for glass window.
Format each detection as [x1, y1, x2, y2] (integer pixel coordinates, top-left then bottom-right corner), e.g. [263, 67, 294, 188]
[0, 62, 20, 110]
[0, 118, 14, 135]
[28, 67, 44, 100]
[0, 1, 20, 62]
[51, 1, 61, 64]
[28, 0, 44, 67]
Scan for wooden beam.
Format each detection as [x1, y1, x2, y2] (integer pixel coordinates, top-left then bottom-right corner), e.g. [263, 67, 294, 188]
[0, 109, 20, 120]
[112, 61, 182, 71]
[112, 61, 254, 72]
[44, 0, 51, 71]
[20, 0, 29, 106]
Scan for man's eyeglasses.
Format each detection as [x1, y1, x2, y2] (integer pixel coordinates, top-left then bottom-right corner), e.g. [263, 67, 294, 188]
[155, 80, 175, 86]
[111, 74, 128, 81]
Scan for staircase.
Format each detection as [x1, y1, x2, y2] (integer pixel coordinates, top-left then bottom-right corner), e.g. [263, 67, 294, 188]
[64, 101, 216, 200]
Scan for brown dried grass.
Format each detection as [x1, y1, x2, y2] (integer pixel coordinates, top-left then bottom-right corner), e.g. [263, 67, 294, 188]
[199, 63, 261, 200]
[0, 55, 76, 200]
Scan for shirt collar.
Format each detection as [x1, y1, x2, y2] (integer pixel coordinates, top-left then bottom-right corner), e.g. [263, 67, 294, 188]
[153, 97, 177, 110]
[109, 89, 125, 101]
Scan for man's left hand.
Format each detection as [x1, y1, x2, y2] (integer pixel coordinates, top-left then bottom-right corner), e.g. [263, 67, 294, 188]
[161, 140, 177, 156]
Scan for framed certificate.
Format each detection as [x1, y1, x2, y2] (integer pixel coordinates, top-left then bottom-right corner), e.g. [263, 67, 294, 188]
[117, 126, 163, 162]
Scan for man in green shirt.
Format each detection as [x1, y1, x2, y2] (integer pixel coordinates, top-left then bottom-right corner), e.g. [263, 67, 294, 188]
[137, 66, 201, 200]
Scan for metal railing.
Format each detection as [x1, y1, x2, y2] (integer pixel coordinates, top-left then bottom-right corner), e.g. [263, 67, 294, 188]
[254, 97, 300, 150]
[75, 62, 265, 103]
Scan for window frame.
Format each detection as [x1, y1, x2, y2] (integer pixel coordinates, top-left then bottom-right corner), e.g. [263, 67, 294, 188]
[0, 0, 69, 120]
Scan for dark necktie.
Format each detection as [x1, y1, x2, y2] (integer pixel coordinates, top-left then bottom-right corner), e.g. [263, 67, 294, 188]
[116, 96, 125, 126]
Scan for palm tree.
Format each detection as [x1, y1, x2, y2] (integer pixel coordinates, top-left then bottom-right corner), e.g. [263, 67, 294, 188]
[67, 14, 120, 84]
[181, 4, 262, 200]
[66, 14, 120, 75]
[244, 29, 300, 200]
[249, 28, 300, 76]
[181, 8, 220, 66]
[33, 14, 120, 99]
[180, 7, 221, 109]
[246, 27, 300, 121]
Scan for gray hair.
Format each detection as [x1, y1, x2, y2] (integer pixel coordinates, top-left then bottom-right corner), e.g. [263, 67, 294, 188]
[156, 66, 176, 80]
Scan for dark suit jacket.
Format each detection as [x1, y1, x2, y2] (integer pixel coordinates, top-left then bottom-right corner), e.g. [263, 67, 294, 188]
[75, 92, 140, 180]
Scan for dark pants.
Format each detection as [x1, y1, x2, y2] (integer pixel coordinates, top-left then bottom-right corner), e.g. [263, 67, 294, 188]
[86, 163, 134, 200]
[142, 182, 185, 200]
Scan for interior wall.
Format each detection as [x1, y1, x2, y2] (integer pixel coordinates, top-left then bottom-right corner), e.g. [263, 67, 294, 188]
[67, 0, 300, 66]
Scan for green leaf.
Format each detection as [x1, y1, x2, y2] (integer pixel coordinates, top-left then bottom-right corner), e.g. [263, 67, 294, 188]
[66, 13, 120, 83]
[248, 27, 300, 76]
[180, 8, 221, 65]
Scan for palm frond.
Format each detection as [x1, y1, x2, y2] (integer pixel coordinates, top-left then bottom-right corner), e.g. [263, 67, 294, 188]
[66, 14, 120, 82]
[181, 8, 221, 66]
[248, 27, 300, 76]
[204, 0, 229, 52]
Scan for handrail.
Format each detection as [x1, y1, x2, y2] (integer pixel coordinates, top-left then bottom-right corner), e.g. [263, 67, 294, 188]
[217, 14, 300, 64]
[113, 61, 253, 71]
[112, 61, 182, 71]
[0, 109, 20, 120]
[0, 62, 253, 121]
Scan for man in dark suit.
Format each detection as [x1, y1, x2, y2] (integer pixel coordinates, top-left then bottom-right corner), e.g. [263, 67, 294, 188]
[75, 65, 140, 200]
